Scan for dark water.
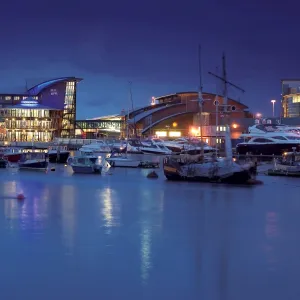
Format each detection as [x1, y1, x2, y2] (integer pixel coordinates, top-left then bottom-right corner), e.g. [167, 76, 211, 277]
[0, 161, 300, 300]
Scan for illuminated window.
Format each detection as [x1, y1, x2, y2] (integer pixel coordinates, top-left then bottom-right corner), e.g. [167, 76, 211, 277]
[5, 96, 11, 100]
[14, 96, 20, 101]
[169, 131, 181, 137]
[292, 95, 300, 103]
[155, 131, 167, 137]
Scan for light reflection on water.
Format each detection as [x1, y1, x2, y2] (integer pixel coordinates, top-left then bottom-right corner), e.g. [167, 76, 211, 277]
[61, 185, 76, 255]
[0, 168, 300, 299]
[98, 187, 121, 234]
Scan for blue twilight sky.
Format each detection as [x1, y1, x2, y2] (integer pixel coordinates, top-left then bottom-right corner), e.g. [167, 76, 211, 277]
[0, 0, 299, 119]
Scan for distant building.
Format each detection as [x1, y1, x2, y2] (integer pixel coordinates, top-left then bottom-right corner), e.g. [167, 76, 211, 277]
[0, 77, 82, 142]
[282, 79, 300, 117]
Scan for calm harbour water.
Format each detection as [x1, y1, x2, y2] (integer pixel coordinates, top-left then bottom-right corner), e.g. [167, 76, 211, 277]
[0, 158, 300, 300]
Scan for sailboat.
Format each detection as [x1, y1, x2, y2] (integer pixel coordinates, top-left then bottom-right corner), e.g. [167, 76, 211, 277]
[163, 48, 255, 184]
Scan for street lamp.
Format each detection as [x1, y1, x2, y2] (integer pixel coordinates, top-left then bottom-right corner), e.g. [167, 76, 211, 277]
[256, 113, 262, 118]
[271, 100, 276, 117]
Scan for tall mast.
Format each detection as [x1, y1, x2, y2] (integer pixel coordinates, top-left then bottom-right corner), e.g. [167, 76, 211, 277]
[198, 45, 204, 157]
[208, 53, 245, 161]
[222, 53, 233, 161]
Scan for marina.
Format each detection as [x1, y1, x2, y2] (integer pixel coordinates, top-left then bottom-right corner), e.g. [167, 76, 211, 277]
[0, 157, 300, 300]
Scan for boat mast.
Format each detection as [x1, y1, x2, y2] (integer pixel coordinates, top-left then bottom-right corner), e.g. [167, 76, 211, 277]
[208, 53, 245, 161]
[222, 53, 233, 160]
[198, 45, 205, 158]
[125, 108, 129, 157]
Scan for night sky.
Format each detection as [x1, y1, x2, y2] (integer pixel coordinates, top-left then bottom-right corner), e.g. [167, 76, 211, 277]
[0, 0, 299, 119]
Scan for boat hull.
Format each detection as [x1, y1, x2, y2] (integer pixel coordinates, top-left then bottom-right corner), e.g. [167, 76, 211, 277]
[163, 159, 252, 184]
[71, 165, 102, 174]
[106, 158, 140, 168]
[236, 143, 300, 156]
[19, 160, 48, 171]
[141, 149, 171, 155]
[48, 152, 70, 163]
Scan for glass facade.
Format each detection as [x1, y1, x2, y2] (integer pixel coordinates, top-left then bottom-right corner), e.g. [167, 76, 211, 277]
[0, 108, 62, 142]
[282, 80, 300, 117]
[61, 81, 76, 138]
[0, 77, 81, 140]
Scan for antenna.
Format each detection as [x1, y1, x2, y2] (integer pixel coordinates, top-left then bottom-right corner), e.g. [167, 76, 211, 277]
[198, 45, 203, 94]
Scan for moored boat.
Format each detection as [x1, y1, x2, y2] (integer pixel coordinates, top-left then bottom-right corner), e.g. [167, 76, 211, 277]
[163, 155, 253, 184]
[48, 145, 70, 163]
[163, 51, 255, 185]
[71, 156, 102, 174]
[140, 139, 172, 155]
[106, 155, 141, 168]
[18, 152, 48, 171]
[0, 147, 23, 162]
[267, 151, 300, 177]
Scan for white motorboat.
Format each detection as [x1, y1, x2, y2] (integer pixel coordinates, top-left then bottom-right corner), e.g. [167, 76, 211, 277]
[78, 140, 111, 154]
[106, 154, 141, 168]
[140, 139, 172, 155]
[67, 149, 98, 165]
[71, 156, 102, 174]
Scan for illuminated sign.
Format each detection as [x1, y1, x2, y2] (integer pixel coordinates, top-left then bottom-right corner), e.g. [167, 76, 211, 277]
[21, 99, 38, 107]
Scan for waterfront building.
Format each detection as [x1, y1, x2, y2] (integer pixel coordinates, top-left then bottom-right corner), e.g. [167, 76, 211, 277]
[0, 77, 82, 142]
[282, 79, 300, 117]
[75, 115, 123, 139]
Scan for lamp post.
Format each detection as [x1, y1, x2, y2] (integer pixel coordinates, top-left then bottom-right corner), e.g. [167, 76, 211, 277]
[271, 100, 276, 117]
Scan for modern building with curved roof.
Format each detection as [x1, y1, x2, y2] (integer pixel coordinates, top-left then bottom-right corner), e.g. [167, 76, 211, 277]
[0, 77, 82, 141]
[125, 91, 251, 139]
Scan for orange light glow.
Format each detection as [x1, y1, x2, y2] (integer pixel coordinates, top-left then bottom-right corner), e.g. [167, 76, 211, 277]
[190, 127, 199, 135]
[232, 123, 238, 129]
[172, 122, 178, 128]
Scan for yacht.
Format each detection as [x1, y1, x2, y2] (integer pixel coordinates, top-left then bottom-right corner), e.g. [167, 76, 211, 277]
[163, 137, 216, 154]
[247, 124, 300, 135]
[236, 132, 300, 156]
[78, 140, 111, 155]
[140, 139, 172, 155]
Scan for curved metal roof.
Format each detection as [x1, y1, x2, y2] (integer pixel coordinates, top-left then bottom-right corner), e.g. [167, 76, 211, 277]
[28, 77, 83, 95]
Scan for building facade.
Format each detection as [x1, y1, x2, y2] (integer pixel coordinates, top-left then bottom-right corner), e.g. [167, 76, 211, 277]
[282, 79, 300, 117]
[126, 92, 252, 145]
[0, 77, 81, 142]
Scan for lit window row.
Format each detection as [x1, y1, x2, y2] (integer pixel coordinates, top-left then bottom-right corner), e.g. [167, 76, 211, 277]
[217, 126, 226, 131]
